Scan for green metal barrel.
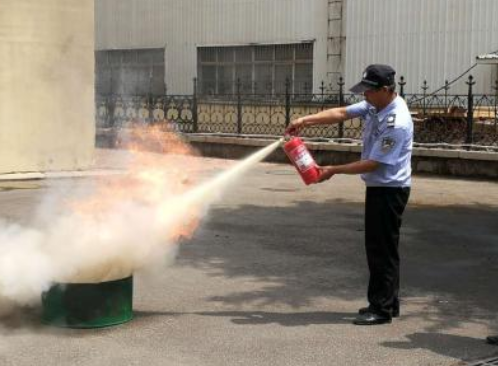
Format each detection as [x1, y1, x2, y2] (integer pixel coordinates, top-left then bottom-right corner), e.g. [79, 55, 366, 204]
[41, 276, 133, 328]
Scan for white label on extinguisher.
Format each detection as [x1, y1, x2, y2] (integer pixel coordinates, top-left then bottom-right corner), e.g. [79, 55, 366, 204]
[294, 146, 314, 172]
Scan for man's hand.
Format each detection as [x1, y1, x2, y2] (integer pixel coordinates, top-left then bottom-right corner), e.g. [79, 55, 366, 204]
[316, 165, 336, 183]
[285, 117, 306, 135]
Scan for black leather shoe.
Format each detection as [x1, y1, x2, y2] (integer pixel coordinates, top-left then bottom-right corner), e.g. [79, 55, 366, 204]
[353, 312, 392, 325]
[359, 306, 399, 318]
[486, 336, 498, 345]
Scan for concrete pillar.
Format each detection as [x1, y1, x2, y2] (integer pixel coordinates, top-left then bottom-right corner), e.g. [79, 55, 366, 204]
[0, 0, 95, 174]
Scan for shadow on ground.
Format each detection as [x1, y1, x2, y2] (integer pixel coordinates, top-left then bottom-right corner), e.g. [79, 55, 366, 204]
[133, 310, 354, 326]
[382, 332, 498, 363]
[179, 197, 498, 346]
[195, 310, 354, 326]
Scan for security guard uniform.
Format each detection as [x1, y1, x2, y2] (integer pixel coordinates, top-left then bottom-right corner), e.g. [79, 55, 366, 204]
[346, 95, 413, 318]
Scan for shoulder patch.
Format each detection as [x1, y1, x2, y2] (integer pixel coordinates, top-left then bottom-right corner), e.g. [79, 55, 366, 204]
[386, 114, 396, 128]
[381, 136, 396, 152]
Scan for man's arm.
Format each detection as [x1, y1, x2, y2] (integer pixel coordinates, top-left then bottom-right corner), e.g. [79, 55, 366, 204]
[286, 106, 350, 135]
[317, 160, 380, 182]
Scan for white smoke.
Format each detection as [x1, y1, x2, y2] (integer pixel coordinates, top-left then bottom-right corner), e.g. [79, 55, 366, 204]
[0, 222, 53, 305]
[0, 136, 281, 316]
[0, 183, 189, 309]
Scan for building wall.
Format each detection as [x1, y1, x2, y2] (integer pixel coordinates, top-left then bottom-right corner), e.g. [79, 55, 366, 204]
[96, 0, 332, 94]
[0, 0, 95, 174]
[96, 0, 498, 96]
[345, 0, 498, 94]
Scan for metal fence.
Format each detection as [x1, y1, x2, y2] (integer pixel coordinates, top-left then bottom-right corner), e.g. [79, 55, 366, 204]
[96, 76, 498, 148]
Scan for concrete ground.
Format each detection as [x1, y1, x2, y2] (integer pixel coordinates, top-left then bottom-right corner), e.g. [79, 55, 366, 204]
[1, 148, 498, 366]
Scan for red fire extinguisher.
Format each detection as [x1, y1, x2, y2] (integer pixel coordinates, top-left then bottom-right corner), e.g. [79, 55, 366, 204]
[283, 135, 320, 185]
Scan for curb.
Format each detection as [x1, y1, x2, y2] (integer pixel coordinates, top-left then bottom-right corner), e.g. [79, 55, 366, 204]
[0, 169, 125, 182]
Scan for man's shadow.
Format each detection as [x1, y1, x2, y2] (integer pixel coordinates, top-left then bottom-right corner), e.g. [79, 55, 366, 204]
[135, 310, 354, 326]
[0, 308, 353, 331]
[382, 332, 498, 363]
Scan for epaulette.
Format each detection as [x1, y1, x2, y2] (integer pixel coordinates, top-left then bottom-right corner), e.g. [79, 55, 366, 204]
[386, 114, 396, 128]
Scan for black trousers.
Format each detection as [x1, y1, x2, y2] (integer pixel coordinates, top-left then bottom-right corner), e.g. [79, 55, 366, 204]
[365, 186, 410, 318]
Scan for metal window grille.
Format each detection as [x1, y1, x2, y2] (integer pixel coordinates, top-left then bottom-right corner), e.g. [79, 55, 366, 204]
[95, 48, 165, 96]
[197, 43, 313, 96]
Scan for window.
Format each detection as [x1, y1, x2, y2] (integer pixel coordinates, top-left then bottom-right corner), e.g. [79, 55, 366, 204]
[95, 49, 165, 96]
[197, 43, 313, 95]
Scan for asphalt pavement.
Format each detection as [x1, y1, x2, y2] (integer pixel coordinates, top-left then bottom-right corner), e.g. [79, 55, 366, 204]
[1, 148, 498, 366]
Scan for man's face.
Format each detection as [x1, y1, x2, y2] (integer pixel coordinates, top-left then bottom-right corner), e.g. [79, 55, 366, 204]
[364, 87, 390, 108]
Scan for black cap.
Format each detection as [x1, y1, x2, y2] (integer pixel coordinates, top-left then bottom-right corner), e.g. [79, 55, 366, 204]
[350, 64, 396, 94]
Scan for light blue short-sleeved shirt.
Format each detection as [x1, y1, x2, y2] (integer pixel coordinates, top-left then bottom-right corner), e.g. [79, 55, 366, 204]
[345, 96, 413, 187]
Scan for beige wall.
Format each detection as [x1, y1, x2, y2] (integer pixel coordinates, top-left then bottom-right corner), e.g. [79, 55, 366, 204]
[0, 0, 95, 174]
[96, 0, 330, 94]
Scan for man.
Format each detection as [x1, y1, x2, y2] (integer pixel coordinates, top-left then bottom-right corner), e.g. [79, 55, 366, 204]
[286, 64, 413, 325]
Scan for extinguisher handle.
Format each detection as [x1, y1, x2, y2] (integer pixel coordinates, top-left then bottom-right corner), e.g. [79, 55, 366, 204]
[284, 122, 300, 137]
[284, 130, 298, 139]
